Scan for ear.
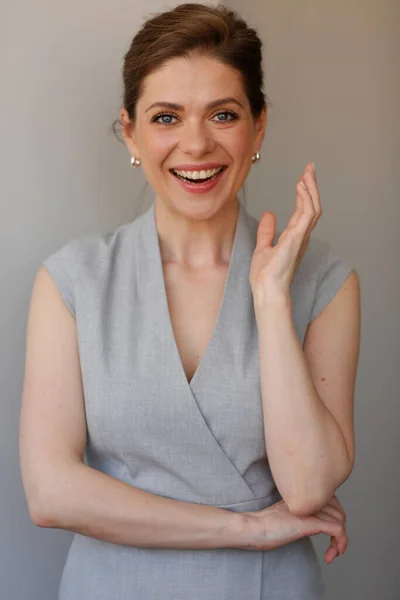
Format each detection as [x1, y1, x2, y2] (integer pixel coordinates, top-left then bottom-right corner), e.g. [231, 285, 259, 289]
[120, 108, 140, 159]
[253, 103, 267, 154]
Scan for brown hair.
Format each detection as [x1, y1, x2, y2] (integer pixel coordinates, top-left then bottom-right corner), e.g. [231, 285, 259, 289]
[111, 3, 270, 213]
[112, 2, 269, 134]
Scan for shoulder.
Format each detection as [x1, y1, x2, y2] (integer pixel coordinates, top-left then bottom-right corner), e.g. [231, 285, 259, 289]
[46, 219, 139, 267]
[43, 215, 144, 274]
[298, 235, 355, 323]
[41, 218, 141, 316]
[297, 236, 335, 280]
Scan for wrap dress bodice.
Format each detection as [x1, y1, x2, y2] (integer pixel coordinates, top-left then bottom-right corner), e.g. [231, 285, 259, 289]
[43, 199, 353, 599]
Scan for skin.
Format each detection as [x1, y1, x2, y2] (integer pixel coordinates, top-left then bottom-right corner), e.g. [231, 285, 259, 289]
[120, 53, 267, 267]
[250, 162, 320, 302]
[120, 53, 348, 562]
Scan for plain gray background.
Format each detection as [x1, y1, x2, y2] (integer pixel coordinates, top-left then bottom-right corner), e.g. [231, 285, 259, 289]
[1, 0, 399, 598]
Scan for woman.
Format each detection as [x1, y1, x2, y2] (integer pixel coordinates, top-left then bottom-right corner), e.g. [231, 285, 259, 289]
[20, 3, 361, 599]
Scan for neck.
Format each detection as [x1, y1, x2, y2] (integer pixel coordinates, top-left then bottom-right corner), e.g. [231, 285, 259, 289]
[153, 198, 240, 270]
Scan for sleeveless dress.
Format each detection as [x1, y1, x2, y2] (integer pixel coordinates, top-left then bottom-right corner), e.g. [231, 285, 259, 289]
[43, 199, 353, 600]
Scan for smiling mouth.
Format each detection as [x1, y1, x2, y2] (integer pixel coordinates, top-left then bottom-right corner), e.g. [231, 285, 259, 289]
[170, 166, 227, 183]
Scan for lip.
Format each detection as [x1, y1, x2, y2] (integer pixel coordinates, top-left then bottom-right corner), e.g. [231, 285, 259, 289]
[170, 164, 227, 194]
[169, 163, 227, 171]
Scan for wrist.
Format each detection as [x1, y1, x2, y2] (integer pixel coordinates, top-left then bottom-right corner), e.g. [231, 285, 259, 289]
[251, 285, 292, 312]
[253, 292, 292, 317]
[232, 512, 265, 551]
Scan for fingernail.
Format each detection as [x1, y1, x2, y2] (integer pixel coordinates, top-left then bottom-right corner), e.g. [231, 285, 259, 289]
[300, 181, 306, 189]
[312, 162, 316, 172]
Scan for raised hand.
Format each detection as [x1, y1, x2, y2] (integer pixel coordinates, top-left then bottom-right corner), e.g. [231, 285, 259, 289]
[249, 162, 321, 305]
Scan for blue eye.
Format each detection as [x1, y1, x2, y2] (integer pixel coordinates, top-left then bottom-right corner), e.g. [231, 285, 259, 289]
[151, 109, 239, 126]
[152, 113, 177, 125]
[213, 111, 238, 122]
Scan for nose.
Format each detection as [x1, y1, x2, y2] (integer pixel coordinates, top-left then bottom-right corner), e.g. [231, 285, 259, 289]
[179, 118, 215, 157]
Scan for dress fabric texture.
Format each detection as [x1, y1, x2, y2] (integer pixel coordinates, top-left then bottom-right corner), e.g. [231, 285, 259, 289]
[43, 199, 353, 600]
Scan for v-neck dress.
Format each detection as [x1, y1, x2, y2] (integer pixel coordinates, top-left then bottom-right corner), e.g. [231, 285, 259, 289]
[43, 199, 353, 600]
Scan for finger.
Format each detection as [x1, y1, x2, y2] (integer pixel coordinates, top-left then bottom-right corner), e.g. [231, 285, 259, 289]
[316, 510, 347, 539]
[326, 533, 348, 562]
[322, 527, 348, 556]
[315, 511, 342, 526]
[287, 180, 305, 228]
[286, 193, 302, 229]
[325, 539, 339, 563]
[282, 174, 316, 258]
[287, 163, 320, 232]
[327, 495, 347, 524]
[316, 506, 344, 523]
[328, 494, 345, 513]
[314, 512, 348, 555]
[325, 548, 338, 564]
[328, 531, 348, 556]
[295, 181, 316, 236]
[303, 165, 321, 219]
[309, 515, 345, 543]
[325, 537, 347, 561]
[255, 211, 276, 251]
[332, 533, 348, 555]
[298, 169, 320, 241]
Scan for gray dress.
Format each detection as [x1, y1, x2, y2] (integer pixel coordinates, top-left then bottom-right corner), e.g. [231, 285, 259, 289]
[43, 199, 353, 599]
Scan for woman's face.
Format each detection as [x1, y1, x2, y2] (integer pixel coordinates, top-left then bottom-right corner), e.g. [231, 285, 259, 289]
[121, 54, 266, 219]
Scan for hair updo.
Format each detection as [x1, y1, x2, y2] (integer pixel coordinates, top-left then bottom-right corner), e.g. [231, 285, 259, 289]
[113, 2, 268, 133]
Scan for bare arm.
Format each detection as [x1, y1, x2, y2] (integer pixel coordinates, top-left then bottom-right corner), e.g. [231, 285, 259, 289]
[19, 266, 248, 550]
[254, 271, 360, 516]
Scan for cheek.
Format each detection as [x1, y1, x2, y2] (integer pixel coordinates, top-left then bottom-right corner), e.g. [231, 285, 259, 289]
[139, 134, 174, 189]
[218, 124, 253, 156]
[138, 127, 174, 163]
[148, 134, 173, 161]
[141, 123, 254, 167]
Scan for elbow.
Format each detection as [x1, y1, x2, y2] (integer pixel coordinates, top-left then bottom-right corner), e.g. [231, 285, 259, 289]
[22, 461, 81, 529]
[288, 463, 355, 518]
[26, 488, 60, 529]
[29, 507, 51, 528]
[288, 500, 321, 518]
[287, 489, 334, 518]
[28, 505, 54, 529]
[29, 504, 56, 529]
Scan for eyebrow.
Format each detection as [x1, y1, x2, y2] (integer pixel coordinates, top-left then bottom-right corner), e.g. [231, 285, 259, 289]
[144, 97, 246, 113]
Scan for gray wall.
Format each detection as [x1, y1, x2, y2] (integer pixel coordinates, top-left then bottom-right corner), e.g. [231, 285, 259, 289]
[230, 1, 400, 598]
[1, 0, 398, 598]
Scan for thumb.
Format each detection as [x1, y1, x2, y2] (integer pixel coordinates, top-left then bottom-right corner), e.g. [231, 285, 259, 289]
[255, 212, 276, 251]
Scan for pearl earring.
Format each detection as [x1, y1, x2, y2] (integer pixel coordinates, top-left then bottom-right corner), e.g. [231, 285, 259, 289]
[130, 156, 141, 167]
[252, 151, 260, 164]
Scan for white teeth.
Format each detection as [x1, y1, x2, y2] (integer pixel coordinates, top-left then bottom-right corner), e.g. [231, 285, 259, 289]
[173, 167, 224, 179]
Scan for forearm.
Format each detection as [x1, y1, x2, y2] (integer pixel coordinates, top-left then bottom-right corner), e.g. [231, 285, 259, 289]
[30, 461, 248, 550]
[255, 299, 351, 513]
